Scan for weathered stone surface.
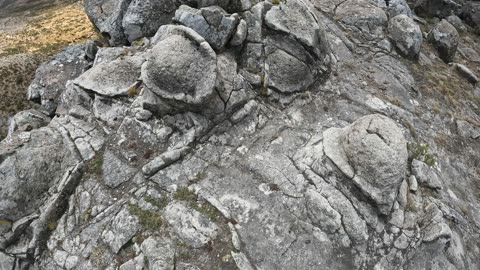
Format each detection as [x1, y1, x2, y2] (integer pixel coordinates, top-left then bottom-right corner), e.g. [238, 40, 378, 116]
[174, 5, 239, 50]
[388, 15, 423, 58]
[0, 127, 78, 221]
[27, 44, 90, 115]
[142, 25, 217, 106]
[336, 0, 388, 40]
[84, 0, 132, 45]
[265, 0, 320, 48]
[413, 0, 462, 18]
[446, 15, 467, 32]
[230, 19, 247, 46]
[122, 0, 177, 43]
[163, 202, 219, 248]
[461, 1, 480, 28]
[324, 114, 408, 215]
[428, 19, 459, 63]
[411, 159, 443, 190]
[141, 237, 175, 269]
[7, 109, 50, 136]
[74, 54, 144, 97]
[452, 63, 479, 84]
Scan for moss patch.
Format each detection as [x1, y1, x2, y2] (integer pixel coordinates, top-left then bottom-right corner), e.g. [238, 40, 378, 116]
[128, 203, 163, 231]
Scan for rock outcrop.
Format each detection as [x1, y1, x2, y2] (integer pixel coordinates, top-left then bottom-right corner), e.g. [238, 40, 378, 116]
[1, 1, 480, 270]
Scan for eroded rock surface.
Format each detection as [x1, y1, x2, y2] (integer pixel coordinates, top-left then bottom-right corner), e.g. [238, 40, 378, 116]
[2, 1, 480, 270]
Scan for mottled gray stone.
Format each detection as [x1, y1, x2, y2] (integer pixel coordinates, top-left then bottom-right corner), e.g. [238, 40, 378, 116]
[388, 15, 423, 58]
[163, 202, 219, 248]
[27, 44, 90, 115]
[142, 25, 217, 106]
[411, 159, 443, 190]
[122, 0, 177, 43]
[174, 5, 239, 50]
[74, 55, 144, 97]
[428, 19, 459, 63]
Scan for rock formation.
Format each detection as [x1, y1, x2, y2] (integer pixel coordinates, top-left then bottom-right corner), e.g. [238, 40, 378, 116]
[1, 0, 480, 269]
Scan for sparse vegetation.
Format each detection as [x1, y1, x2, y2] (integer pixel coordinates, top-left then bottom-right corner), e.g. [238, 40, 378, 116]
[86, 153, 104, 176]
[174, 187, 221, 221]
[0, 2, 99, 57]
[127, 203, 163, 230]
[408, 142, 437, 167]
[144, 195, 169, 210]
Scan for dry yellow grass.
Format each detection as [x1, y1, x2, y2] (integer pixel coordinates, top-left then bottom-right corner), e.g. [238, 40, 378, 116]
[0, 2, 98, 57]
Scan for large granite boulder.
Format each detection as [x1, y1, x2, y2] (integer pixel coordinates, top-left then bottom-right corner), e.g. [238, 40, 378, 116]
[388, 14, 423, 58]
[428, 19, 459, 63]
[323, 114, 408, 215]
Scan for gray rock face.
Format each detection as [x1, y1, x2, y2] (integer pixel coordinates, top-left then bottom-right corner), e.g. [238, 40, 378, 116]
[27, 44, 90, 115]
[413, 0, 463, 18]
[336, 0, 388, 40]
[142, 25, 217, 107]
[163, 202, 219, 248]
[122, 0, 177, 43]
[0, 127, 78, 221]
[388, 15, 423, 58]
[428, 19, 459, 63]
[265, 0, 320, 48]
[7, 109, 50, 136]
[84, 0, 132, 45]
[446, 15, 467, 32]
[4, 1, 480, 270]
[411, 159, 443, 190]
[461, 1, 480, 28]
[324, 114, 408, 215]
[386, 0, 413, 18]
[174, 5, 239, 50]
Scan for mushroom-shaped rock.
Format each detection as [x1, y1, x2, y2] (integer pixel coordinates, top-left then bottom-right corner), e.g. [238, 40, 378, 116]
[142, 25, 217, 106]
[428, 19, 459, 63]
[388, 15, 423, 59]
[323, 114, 408, 215]
[174, 5, 239, 51]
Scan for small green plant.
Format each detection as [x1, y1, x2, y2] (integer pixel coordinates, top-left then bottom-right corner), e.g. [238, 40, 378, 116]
[407, 142, 437, 167]
[128, 203, 163, 230]
[87, 153, 104, 176]
[174, 187, 197, 202]
[144, 195, 169, 210]
[272, 0, 281, 4]
[259, 87, 269, 96]
[174, 187, 221, 221]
